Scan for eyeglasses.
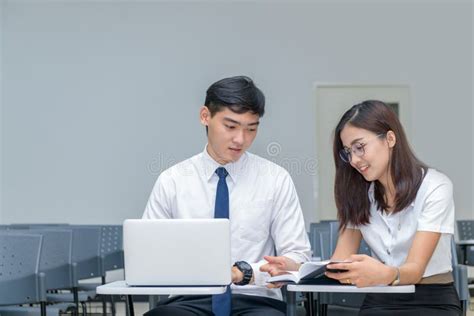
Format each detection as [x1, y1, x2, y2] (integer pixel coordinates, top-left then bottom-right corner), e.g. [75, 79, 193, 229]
[339, 133, 386, 163]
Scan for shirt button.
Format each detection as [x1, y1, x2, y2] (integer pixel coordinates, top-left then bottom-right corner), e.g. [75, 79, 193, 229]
[387, 249, 391, 255]
[388, 228, 391, 233]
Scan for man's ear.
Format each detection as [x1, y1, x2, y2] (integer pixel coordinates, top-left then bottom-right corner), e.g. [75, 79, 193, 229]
[386, 130, 397, 148]
[200, 106, 210, 126]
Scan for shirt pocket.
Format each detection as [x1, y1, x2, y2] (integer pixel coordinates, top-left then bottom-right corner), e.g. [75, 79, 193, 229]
[237, 199, 273, 243]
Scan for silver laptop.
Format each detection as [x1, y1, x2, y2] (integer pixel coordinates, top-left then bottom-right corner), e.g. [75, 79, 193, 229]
[123, 219, 231, 286]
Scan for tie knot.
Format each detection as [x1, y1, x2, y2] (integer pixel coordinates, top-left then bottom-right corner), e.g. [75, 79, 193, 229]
[215, 167, 228, 179]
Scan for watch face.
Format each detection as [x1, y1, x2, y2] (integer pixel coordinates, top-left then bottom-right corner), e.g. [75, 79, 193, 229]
[234, 261, 253, 285]
[238, 261, 252, 271]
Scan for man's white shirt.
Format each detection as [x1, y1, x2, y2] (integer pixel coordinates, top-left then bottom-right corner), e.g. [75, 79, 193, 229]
[143, 146, 311, 300]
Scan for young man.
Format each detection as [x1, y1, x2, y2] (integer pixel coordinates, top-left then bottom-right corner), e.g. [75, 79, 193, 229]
[142, 76, 310, 316]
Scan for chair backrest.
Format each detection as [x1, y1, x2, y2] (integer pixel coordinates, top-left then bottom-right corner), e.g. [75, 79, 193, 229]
[10, 223, 70, 228]
[76, 225, 124, 276]
[11, 224, 119, 281]
[319, 231, 331, 260]
[457, 220, 474, 240]
[450, 237, 470, 307]
[0, 233, 43, 305]
[328, 221, 340, 253]
[70, 226, 102, 281]
[99, 225, 124, 271]
[309, 222, 331, 260]
[10, 228, 74, 290]
[456, 220, 474, 266]
[314, 220, 372, 257]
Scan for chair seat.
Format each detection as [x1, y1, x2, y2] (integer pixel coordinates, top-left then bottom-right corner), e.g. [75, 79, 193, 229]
[47, 290, 96, 303]
[0, 303, 75, 315]
[78, 282, 101, 291]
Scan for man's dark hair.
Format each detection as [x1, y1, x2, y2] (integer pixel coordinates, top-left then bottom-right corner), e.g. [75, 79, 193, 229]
[204, 76, 265, 117]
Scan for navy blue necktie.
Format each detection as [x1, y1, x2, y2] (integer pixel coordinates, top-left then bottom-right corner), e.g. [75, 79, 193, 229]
[212, 167, 231, 316]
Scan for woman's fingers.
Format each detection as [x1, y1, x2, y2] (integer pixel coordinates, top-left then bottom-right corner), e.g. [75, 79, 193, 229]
[324, 271, 353, 280]
[326, 262, 350, 270]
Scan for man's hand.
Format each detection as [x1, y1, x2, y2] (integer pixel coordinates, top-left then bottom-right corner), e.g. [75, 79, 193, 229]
[232, 265, 244, 284]
[260, 255, 300, 275]
[260, 256, 300, 289]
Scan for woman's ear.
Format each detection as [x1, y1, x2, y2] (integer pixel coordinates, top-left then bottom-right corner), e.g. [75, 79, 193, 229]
[386, 130, 397, 148]
[200, 106, 210, 126]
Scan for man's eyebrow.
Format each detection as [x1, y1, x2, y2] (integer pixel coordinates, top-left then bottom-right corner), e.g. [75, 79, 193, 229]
[223, 117, 260, 127]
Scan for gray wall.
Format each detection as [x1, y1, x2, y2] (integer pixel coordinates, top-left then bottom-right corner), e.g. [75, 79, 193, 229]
[1, 1, 473, 225]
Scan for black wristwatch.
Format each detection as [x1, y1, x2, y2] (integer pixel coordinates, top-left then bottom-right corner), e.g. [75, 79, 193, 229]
[233, 261, 253, 286]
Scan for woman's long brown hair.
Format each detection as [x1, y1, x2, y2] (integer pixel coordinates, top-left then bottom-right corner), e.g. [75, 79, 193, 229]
[333, 100, 427, 230]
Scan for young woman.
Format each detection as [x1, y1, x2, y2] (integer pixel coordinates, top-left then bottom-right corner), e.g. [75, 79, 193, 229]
[324, 100, 461, 315]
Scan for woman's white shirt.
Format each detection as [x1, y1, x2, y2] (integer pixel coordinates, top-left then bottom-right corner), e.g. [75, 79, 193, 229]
[351, 168, 455, 277]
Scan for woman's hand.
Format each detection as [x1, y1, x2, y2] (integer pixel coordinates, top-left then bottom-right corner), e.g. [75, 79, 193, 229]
[325, 254, 397, 287]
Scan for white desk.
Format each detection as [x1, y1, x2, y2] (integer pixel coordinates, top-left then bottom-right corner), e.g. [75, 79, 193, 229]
[96, 281, 227, 316]
[287, 284, 414, 293]
[285, 284, 415, 316]
[456, 239, 474, 246]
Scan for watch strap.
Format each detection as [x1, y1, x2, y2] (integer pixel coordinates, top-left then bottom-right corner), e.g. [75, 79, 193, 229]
[233, 261, 253, 286]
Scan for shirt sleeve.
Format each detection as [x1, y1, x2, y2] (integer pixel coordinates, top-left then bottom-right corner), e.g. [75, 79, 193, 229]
[142, 170, 175, 219]
[417, 177, 455, 234]
[249, 260, 270, 286]
[251, 169, 311, 286]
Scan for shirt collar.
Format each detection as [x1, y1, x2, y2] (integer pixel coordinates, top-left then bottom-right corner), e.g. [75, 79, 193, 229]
[201, 144, 247, 183]
[368, 182, 375, 203]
